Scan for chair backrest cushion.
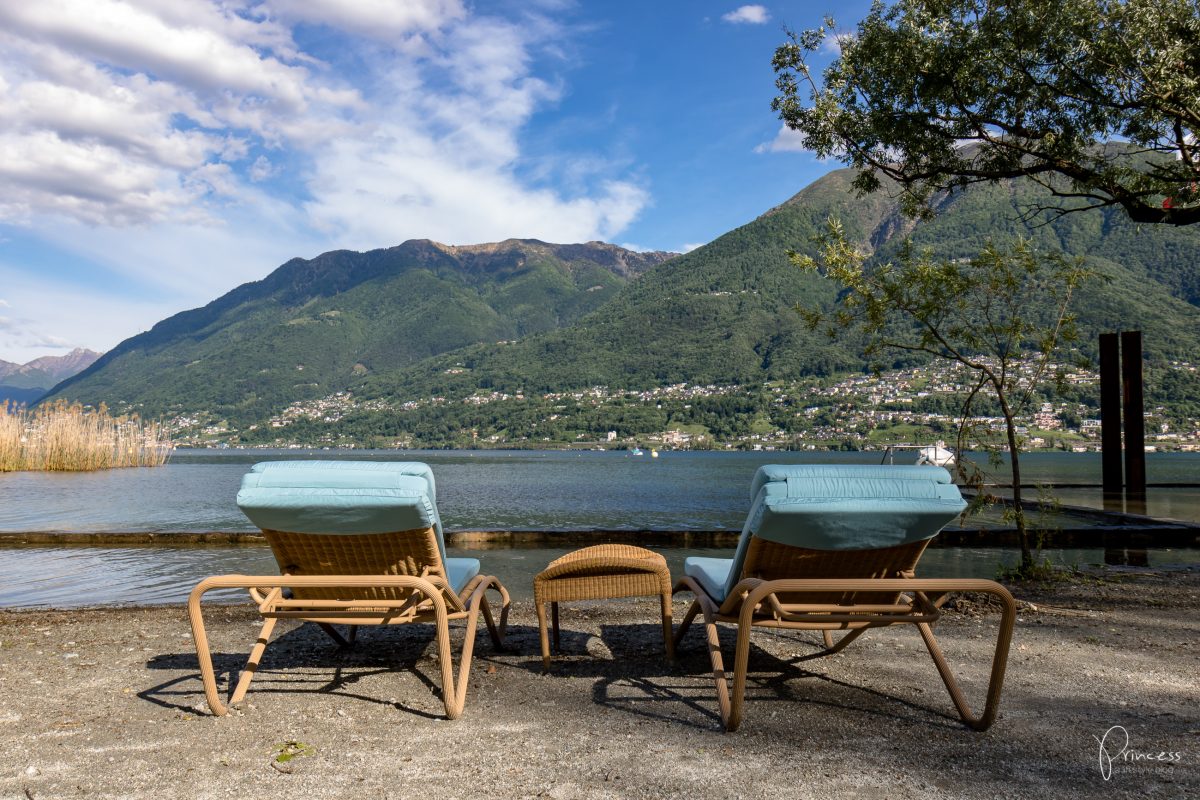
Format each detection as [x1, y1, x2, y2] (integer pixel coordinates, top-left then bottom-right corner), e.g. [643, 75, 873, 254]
[237, 460, 445, 558]
[724, 464, 966, 599]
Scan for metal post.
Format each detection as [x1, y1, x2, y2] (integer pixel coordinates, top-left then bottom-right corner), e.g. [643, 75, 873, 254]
[1098, 333, 1122, 506]
[1121, 330, 1146, 509]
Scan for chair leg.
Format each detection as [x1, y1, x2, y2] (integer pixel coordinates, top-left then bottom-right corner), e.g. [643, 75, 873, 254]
[187, 590, 228, 717]
[659, 591, 675, 660]
[673, 599, 701, 647]
[699, 597, 739, 731]
[230, 616, 278, 705]
[316, 622, 352, 647]
[426, 597, 464, 720]
[535, 597, 552, 670]
[478, 579, 510, 649]
[914, 588, 1016, 731]
[819, 627, 868, 655]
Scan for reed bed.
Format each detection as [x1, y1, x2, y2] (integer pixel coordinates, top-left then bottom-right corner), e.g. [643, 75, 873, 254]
[0, 400, 173, 471]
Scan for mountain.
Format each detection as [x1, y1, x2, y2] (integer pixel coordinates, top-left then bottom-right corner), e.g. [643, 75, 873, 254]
[48, 240, 675, 419]
[46, 167, 1200, 445]
[0, 348, 102, 405]
[354, 169, 1200, 402]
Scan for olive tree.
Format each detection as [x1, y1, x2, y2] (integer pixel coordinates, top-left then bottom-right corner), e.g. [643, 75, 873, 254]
[794, 225, 1095, 570]
[772, 0, 1200, 225]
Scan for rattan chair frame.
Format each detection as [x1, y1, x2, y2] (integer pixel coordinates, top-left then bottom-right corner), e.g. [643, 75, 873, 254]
[188, 526, 510, 720]
[673, 540, 1016, 733]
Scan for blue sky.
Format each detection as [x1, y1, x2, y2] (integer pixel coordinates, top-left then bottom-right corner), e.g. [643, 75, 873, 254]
[0, 1, 872, 364]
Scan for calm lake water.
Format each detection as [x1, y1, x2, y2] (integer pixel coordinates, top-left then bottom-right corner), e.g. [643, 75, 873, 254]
[2, 449, 1198, 608]
[3, 448, 1199, 533]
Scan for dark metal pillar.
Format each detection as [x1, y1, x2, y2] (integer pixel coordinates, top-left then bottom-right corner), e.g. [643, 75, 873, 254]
[1098, 333, 1122, 505]
[1121, 330, 1146, 508]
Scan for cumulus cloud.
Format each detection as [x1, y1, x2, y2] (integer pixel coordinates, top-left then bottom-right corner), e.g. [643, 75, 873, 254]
[0, 0, 645, 242]
[722, 5, 770, 25]
[267, 0, 466, 44]
[755, 125, 809, 154]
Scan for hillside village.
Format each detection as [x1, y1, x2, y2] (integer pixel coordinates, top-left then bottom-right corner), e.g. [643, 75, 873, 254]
[165, 358, 1200, 452]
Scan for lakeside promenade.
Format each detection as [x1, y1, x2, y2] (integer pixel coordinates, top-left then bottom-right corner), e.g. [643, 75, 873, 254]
[1, 568, 1195, 799]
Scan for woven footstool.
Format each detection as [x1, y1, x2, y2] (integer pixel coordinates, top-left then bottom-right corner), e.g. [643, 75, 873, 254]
[533, 544, 674, 669]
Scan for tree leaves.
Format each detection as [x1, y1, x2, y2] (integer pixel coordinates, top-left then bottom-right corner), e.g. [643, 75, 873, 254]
[773, 0, 1200, 225]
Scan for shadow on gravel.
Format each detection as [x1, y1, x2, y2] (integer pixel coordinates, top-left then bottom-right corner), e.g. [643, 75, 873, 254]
[515, 620, 977, 732]
[139, 619, 531, 717]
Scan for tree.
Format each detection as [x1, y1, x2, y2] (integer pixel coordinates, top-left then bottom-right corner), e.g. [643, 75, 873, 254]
[793, 224, 1095, 570]
[772, 0, 1200, 226]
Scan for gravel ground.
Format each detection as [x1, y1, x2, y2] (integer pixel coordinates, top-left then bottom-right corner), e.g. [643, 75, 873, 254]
[0, 567, 1197, 799]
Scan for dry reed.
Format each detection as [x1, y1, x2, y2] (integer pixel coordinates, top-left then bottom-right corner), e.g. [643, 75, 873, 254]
[0, 400, 173, 472]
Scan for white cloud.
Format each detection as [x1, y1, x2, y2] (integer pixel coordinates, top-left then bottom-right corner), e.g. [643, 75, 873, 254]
[680, 242, 705, 253]
[248, 155, 275, 182]
[0, 2, 319, 109]
[298, 12, 647, 248]
[267, 0, 466, 43]
[820, 31, 855, 55]
[0, 0, 651, 361]
[304, 130, 647, 246]
[722, 5, 770, 25]
[755, 125, 809, 154]
[0, 293, 97, 358]
[0, 1, 644, 236]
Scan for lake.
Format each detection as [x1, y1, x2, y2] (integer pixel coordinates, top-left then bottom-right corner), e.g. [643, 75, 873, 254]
[2, 449, 1198, 608]
[3, 448, 1199, 533]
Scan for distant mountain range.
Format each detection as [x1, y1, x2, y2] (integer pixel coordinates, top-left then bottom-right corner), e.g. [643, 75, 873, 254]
[47, 167, 1200, 444]
[1, 348, 102, 405]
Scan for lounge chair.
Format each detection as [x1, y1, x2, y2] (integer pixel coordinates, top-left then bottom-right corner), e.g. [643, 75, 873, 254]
[187, 460, 509, 720]
[673, 464, 1016, 732]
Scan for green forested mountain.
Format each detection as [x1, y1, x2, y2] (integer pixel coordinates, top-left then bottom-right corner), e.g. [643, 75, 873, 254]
[355, 169, 1200, 402]
[49, 240, 674, 419]
[48, 167, 1200, 444]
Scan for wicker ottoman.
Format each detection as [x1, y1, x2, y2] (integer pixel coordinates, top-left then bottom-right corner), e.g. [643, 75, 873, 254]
[533, 544, 674, 669]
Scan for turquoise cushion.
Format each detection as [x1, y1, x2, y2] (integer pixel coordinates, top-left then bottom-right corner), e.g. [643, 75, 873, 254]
[684, 557, 735, 602]
[720, 464, 967, 600]
[445, 558, 481, 594]
[237, 461, 447, 561]
[749, 464, 954, 505]
[247, 460, 436, 506]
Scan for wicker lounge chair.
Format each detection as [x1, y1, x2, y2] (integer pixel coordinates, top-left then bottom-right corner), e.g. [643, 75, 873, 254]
[673, 464, 1016, 732]
[187, 461, 509, 720]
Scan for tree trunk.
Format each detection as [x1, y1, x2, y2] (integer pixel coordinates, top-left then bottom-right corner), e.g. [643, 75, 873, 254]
[999, 392, 1032, 570]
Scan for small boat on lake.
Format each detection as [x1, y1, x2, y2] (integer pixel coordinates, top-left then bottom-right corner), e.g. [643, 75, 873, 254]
[915, 441, 955, 467]
[630, 446, 644, 456]
[881, 441, 956, 468]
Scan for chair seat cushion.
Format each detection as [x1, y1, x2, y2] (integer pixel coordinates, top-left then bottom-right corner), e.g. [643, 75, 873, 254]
[445, 558, 481, 594]
[684, 557, 735, 603]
